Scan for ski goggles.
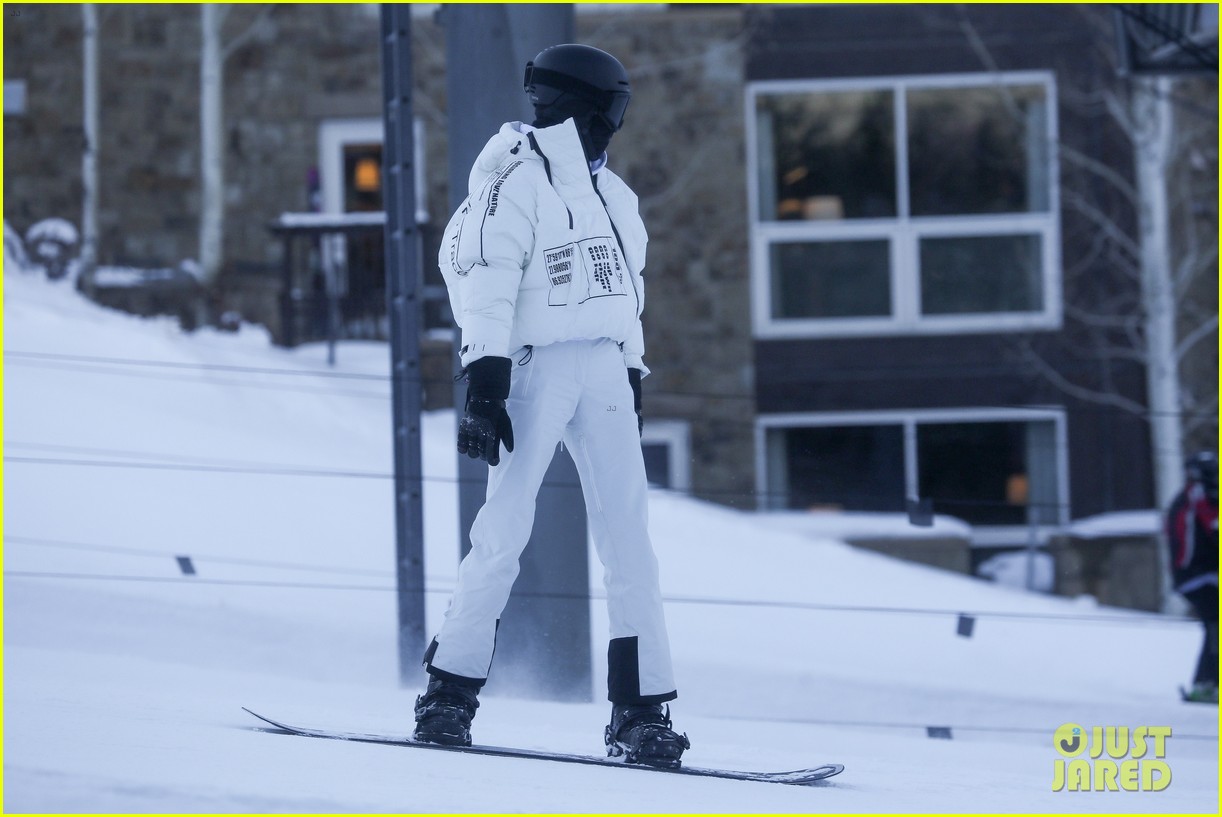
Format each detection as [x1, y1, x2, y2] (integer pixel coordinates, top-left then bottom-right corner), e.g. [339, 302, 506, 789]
[523, 64, 631, 132]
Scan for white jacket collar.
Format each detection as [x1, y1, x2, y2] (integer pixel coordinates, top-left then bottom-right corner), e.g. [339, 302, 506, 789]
[467, 122, 531, 193]
[468, 120, 608, 196]
[516, 121, 607, 174]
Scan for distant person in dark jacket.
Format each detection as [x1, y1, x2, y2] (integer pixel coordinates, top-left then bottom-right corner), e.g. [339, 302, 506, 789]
[1166, 451, 1218, 703]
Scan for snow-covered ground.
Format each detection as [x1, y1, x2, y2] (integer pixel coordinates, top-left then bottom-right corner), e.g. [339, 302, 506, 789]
[3, 266, 1217, 812]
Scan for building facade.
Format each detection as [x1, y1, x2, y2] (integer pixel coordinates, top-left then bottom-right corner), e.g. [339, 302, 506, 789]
[743, 5, 1216, 554]
[4, 4, 1214, 549]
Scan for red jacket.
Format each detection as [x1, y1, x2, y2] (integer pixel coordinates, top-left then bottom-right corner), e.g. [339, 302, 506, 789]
[1166, 481, 1219, 592]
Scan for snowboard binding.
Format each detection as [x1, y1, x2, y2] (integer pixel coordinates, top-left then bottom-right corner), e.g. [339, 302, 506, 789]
[604, 703, 690, 768]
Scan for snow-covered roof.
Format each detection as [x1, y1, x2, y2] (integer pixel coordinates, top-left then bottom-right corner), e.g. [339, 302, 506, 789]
[26, 217, 79, 245]
[272, 211, 387, 229]
[1064, 509, 1162, 539]
[757, 510, 973, 542]
[91, 266, 188, 288]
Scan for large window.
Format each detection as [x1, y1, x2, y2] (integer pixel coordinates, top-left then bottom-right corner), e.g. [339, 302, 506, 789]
[766, 423, 906, 512]
[640, 420, 692, 492]
[758, 409, 1067, 528]
[748, 73, 1060, 337]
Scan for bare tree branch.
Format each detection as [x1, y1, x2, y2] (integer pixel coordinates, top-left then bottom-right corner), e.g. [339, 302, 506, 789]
[1064, 219, 1119, 278]
[1061, 189, 1143, 261]
[1176, 313, 1220, 361]
[1187, 418, 1216, 439]
[1017, 341, 1147, 415]
[222, 4, 274, 61]
[1173, 244, 1218, 301]
[1103, 86, 1136, 139]
[1059, 145, 1139, 205]
[639, 138, 723, 216]
[1064, 302, 1142, 331]
[955, 7, 1020, 115]
[1184, 393, 1220, 438]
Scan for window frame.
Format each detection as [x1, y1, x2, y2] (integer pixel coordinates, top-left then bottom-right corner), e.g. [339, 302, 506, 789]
[746, 71, 1062, 338]
[754, 407, 1070, 533]
[641, 419, 692, 492]
[4, 79, 27, 115]
[318, 117, 427, 220]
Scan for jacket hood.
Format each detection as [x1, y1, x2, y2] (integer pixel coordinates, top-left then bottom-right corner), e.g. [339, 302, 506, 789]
[467, 120, 593, 195]
[467, 122, 531, 194]
[525, 119, 593, 194]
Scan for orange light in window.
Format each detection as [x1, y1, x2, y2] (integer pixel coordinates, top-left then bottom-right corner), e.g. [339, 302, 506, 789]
[354, 157, 381, 192]
[1006, 473, 1029, 505]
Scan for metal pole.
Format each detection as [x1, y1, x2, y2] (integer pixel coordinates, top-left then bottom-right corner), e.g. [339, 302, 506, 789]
[1025, 504, 1038, 592]
[326, 238, 338, 366]
[80, 4, 98, 274]
[444, 4, 592, 702]
[379, 5, 426, 686]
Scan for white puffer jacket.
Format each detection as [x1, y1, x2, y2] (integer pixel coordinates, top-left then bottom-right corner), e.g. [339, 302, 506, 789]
[440, 119, 649, 372]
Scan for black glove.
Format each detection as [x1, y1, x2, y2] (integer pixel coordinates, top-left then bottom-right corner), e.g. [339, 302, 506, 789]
[628, 367, 643, 437]
[458, 356, 514, 466]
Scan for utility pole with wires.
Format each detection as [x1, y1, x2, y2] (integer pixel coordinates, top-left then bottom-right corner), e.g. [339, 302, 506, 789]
[379, 5, 427, 686]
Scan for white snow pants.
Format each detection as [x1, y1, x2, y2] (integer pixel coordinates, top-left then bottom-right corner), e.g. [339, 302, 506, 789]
[426, 338, 677, 704]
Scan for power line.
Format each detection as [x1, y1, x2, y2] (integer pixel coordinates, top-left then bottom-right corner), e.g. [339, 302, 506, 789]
[722, 712, 1217, 742]
[5, 440, 363, 472]
[6, 347, 1215, 421]
[2, 568, 1197, 627]
[4, 570, 396, 593]
[4, 534, 396, 580]
[3, 349, 392, 382]
[4, 454, 392, 482]
[0, 450, 783, 504]
[4, 449, 1090, 509]
[6, 432, 1182, 512]
[5, 345, 1211, 511]
[3, 356, 394, 401]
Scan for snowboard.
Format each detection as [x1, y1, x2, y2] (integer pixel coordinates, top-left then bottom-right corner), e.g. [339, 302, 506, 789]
[243, 708, 843, 786]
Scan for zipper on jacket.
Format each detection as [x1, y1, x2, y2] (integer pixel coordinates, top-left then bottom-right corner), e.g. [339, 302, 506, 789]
[528, 131, 574, 229]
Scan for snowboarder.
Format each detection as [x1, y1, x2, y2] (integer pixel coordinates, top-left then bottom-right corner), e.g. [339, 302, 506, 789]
[417, 43, 688, 766]
[1166, 451, 1218, 704]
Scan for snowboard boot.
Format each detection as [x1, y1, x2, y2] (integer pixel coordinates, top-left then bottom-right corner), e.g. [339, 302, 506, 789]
[1183, 682, 1219, 704]
[604, 703, 690, 768]
[413, 675, 480, 746]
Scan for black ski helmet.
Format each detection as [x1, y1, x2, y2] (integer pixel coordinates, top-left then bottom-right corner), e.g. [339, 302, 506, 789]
[523, 44, 631, 132]
[1186, 450, 1218, 492]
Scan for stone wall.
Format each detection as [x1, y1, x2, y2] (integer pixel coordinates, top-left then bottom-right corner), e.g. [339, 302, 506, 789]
[1049, 534, 1164, 612]
[4, 5, 92, 234]
[3, 5, 757, 508]
[4, 6, 437, 292]
[845, 536, 973, 575]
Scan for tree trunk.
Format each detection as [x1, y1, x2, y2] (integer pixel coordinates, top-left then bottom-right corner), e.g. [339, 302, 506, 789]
[1132, 76, 1185, 509]
[80, 4, 98, 273]
[199, 5, 224, 285]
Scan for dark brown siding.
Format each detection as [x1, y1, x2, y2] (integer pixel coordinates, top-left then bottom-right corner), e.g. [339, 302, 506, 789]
[747, 4, 1094, 80]
[746, 5, 1157, 517]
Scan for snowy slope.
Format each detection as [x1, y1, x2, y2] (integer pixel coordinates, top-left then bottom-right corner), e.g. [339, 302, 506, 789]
[3, 269, 1217, 812]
